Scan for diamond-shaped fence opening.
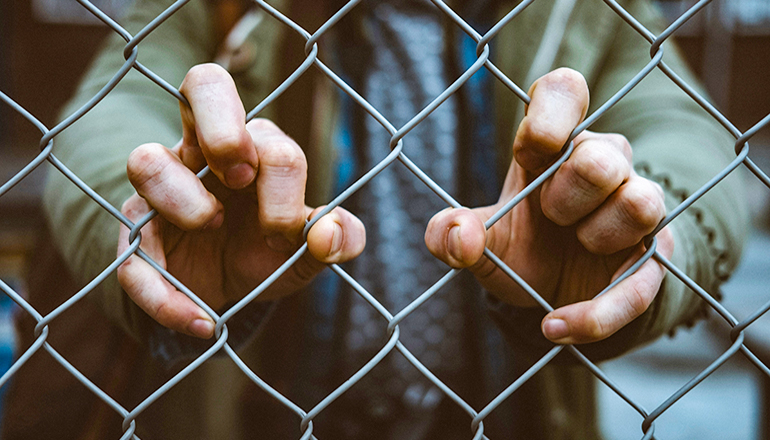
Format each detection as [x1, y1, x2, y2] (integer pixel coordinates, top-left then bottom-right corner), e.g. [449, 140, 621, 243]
[0, 0, 769, 438]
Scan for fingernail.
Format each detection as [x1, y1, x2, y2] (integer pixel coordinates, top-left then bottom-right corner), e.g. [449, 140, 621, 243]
[330, 222, 343, 255]
[448, 225, 463, 262]
[224, 163, 256, 189]
[188, 318, 215, 339]
[265, 234, 294, 252]
[542, 318, 570, 340]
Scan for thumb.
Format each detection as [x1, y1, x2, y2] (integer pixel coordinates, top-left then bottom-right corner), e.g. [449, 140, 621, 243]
[306, 205, 367, 264]
[424, 207, 488, 269]
[278, 205, 367, 292]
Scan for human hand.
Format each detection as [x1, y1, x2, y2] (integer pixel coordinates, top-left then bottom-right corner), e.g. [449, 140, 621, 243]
[117, 64, 366, 339]
[425, 68, 673, 345]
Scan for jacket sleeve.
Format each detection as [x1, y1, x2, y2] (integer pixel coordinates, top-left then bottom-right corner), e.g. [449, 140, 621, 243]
[42, 0, 294, 362]
[588, 0, 749, 355]
[490, 0, 749, 362]
[43, 0, 217, 342]
[42, 0, 288, 358]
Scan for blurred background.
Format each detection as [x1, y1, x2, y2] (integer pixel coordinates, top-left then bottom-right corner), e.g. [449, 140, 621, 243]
[0, 0, 769, 438]
[0, 0, 136, 424]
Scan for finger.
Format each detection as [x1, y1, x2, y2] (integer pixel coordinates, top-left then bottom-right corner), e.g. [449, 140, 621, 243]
[254, 206, 367, 302]
[127, 143, 224, 231]
[179, 63, 257, 189]
[118, 195, 215, 339]
[425, 207, 487, 268]
[540, 132, 632, 226]
[306, 206, 367, 263]
[172, 137, 207, 173]
[577, 173, 666, 255]
[117, 194, 166, 265]
[247, 119, 308, 244]
[513, 68, 590, 171]
[541, 226, 674, 344]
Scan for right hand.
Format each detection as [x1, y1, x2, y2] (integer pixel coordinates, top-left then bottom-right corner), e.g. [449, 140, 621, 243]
[117, 64, 366, 339]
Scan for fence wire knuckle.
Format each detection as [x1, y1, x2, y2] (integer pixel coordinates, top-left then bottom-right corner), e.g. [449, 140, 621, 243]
[1, 0, 769, 438]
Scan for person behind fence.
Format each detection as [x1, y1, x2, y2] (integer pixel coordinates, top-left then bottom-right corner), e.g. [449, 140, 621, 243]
[3, 0, 748, 438]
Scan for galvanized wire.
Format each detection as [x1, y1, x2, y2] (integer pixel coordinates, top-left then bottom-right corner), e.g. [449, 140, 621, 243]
[1, 0, 769, 438]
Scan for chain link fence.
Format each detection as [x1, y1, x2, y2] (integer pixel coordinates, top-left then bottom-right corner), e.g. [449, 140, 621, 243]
[1, 0, 769, 438]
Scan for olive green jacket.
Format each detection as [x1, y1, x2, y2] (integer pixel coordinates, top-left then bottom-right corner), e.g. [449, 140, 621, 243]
[42, 0, 748, 438]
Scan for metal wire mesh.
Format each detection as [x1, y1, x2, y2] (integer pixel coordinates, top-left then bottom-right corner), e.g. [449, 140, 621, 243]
[1, 0, 769, 438]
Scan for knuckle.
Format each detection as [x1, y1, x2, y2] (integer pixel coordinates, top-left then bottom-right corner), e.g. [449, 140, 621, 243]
[181, 198, 219, 230]
[204, 129, 250, 157]
[184, 63, 229, 87]
[260, 139, 307, 171]
[623, 283, 651, 320]
[152, 301, 173, 325]
[540, 186, 573, 226]
[516, 117, 564, 155]
[584, 312, 608, 341]
[570, 146, 625, 192]
[651, 180, 665, 200]
[127, 144, 167, 188]
[576, 228, 603, 254]
[120, 197, 137, 216]
[620, 184, 665, 229]
[261, 210, 304, 231]
[540, 68, 589, 99]
[607, 133, 632, 159]
[120, 194, 149, 220]
[246, 118, 281, 133]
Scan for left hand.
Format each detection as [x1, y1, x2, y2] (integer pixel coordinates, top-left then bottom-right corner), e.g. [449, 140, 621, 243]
[424, 68, 674, 345]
